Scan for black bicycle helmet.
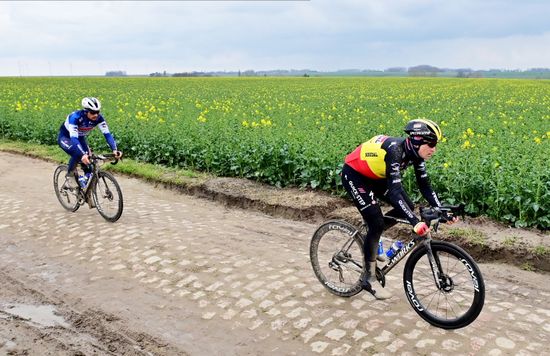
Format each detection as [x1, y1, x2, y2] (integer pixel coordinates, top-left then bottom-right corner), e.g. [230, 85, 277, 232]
[404, 119, 442, 145]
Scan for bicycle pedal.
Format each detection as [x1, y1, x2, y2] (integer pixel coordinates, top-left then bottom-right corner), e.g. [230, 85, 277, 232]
[361, 280, 375, 294]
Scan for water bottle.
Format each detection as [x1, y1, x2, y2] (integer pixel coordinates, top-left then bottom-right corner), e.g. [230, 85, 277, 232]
[78, 173, 91, 188]
[377, 240, 384, 256]
[386, 240, 404, 259]
[377, 240, 387, 262]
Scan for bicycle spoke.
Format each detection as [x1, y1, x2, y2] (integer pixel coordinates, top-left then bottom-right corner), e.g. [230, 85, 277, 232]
[348, 260, 363, 272]
[93, 171, 123, 222]
[310, 221, 364, 297]
[448, 267, 470, 280]
[337, 268, 344, 283]
[405, 241, 484, 329]
[53, 165, 80, 212]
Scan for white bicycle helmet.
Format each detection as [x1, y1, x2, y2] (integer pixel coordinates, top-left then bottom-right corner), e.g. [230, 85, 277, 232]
[81, 97, 101, 111]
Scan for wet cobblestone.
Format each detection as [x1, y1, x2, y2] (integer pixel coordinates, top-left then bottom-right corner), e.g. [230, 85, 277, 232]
[0, 152, 549, 355]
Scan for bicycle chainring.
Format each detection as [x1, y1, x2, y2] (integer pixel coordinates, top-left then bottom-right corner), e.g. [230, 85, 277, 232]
[375, 267, 385, 287]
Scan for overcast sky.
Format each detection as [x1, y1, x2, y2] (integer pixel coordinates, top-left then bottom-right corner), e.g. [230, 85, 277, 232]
[1, 0, 550, 76]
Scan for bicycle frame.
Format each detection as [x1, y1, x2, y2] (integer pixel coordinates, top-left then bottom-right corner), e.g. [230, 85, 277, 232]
[77, 154, 119, 207]
[379, 237, 421, 274]
[331, 228, 364, 275]
[55, 152, 123, 222]
[310, 203, 484, 329]
[370, 214, 446, 290]
[76, 161, 98, 206]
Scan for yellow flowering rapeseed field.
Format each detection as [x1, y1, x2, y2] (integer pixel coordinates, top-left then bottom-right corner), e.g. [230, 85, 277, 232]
[0, 77, 548, 228]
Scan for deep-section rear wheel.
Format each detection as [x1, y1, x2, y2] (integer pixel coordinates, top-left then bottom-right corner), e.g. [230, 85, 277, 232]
[310, 220, 365, 297]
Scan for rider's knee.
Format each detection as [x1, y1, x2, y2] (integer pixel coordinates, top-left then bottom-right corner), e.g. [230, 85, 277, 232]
[366, 215, 385, 235]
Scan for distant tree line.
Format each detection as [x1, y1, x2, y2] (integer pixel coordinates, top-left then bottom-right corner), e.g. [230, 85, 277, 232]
[105, 70, 127, 77]
[407, 65, 441, 77]
[127, 67, 550, 79]
[172, 72, 213, 77]
[149, 71, 169, 77]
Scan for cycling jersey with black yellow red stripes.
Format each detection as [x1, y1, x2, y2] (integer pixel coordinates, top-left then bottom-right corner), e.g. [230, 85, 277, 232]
[344, 135, 441, 224]
[346, 135, 398, 179]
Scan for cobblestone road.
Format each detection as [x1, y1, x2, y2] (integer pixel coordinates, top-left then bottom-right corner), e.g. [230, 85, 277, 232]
[0, 152, 549, 355]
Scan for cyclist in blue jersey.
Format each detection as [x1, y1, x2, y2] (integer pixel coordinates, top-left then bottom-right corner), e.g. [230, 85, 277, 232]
[58, 97, 122, 185]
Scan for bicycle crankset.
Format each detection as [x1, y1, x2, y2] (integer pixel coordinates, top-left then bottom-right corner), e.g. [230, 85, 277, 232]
[376, 267, 386, 287]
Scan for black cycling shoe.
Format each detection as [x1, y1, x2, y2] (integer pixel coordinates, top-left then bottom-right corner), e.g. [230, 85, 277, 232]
[361, 276, 373, 291]
[362, 262, 392, 300]
[362, 277, 392, 300]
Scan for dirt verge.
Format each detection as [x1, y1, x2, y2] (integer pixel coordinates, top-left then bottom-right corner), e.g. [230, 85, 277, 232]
[0, 269, 183, 355]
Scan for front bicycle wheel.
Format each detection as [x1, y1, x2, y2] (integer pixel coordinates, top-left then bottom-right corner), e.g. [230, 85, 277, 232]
[53, 165, 81, 212]
[403, 240, 485, 329]
[92, 171, 123, 222]
[310, 220, 364, 297]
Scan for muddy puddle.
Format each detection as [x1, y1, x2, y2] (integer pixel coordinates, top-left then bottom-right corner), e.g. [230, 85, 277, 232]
[0, 303, 70, 328]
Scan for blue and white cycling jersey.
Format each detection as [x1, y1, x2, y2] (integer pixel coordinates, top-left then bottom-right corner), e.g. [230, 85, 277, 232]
[58, 109, 117, 155]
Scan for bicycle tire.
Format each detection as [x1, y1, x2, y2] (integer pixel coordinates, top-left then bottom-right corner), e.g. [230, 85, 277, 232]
[310, 220, 365, 297]
[53, 165, 81, 212]
[92, 171, 123, 222]
[403, 240, 485, 329]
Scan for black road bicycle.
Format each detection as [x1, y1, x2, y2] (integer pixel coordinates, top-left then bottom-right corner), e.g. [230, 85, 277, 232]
[53, 153, 123, 222]
[310, 205, 485, 329]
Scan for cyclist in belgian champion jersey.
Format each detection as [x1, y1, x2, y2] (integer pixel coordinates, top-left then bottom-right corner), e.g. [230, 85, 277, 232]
[58, 97, 122, 185]
[341, 119, 458, 300]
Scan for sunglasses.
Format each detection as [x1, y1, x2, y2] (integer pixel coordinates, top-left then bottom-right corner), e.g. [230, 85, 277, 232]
[426, 141, 437, 148]
[89, 110, 100, 115]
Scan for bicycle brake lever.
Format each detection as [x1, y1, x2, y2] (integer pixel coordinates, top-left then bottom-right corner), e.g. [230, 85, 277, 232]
[420, 206, 440, 224]
[449, 203, 465, 220]
[458, 203, 466, 219]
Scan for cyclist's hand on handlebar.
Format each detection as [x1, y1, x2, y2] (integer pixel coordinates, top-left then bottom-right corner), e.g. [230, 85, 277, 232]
[445, 216, 459, 225]
[413, 222, 430, 236]
[441, 211, 459, 225]
[81, 154, 90, 165]
[113, 150, 123, 159]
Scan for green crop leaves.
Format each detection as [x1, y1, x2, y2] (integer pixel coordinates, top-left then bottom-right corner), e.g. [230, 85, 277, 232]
[0, 76, 548, 228]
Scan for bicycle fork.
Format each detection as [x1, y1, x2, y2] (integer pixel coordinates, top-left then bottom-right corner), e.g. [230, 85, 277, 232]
[423, 235, 444, 290]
